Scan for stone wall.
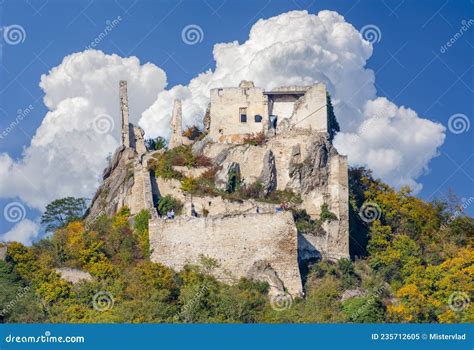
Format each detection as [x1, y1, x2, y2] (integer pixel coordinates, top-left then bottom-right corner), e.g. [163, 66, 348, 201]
[325, 154, 349, 259]
[155, 177, 278, 217]
[200, 130, 349, 260]
[207, 82, 328, 144]
[290, 84, 328, 132]
[149, 212, 303, 296]
[270, 94, 300, 120]
[130, 161, 157, 216]
[209, 84, 268, 143]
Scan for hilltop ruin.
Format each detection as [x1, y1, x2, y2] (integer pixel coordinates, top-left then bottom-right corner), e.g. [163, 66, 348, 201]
[87, 80, 349, 297]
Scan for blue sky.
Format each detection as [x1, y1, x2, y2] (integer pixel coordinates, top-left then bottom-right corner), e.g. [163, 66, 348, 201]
[0, 0, 472, 240]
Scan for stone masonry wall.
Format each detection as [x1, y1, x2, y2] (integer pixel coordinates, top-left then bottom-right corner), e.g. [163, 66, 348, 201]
[209, 86, 268, 143]
[149, 212, 303, 297]
[200, 130, 349, 260]
[290, 84, 328, 132]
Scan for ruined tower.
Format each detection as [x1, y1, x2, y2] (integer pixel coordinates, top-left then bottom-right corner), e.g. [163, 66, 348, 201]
[168, 99, 183, 149]
[119, 80, 131, 148]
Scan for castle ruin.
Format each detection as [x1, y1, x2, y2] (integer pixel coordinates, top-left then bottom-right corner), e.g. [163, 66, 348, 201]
[87, 80, 349, 297]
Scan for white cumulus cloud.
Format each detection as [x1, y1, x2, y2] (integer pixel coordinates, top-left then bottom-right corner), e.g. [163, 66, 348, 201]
[1, 219, 40, 245]
[0, 50, 167, 210]
[139, 10, 445, 192]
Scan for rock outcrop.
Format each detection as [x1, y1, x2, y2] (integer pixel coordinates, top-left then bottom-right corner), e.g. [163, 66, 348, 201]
[215, 161, 240, 191]
[247, 260, 285, 294]
[288, 134, 331, 193]
[87, 146, 136, 219]
[55, 268, 93, 284]
[259, 150, 277, 195]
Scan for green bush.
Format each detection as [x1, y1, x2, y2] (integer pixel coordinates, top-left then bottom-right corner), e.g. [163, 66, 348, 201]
[320, 203, 338, 222]
[134, 210, 151, 258]
[338, 258, 359, 289]
[117, 206, 131, 218]
[180, 177, 198, 192]
[342, 296, 385, 323]
[150, 146, 212, 180]
[226, 168, 241, 193]
[293, 209, 321, 234]
[157, 195, 183, 216]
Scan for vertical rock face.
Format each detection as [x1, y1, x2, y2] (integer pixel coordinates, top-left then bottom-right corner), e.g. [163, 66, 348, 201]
[86, 145, 156, 221]
[133, 126, 147, 156]
[169, 99, 183, 149]
[289, 134, 330, 193]
[259, 150, 277, 195]
[215, 161, 241, 191]
[119, 80, 130, 148]
[86, 146, 136, 219]
[247, 260, 285, 294]
[203, 103, 211, 133]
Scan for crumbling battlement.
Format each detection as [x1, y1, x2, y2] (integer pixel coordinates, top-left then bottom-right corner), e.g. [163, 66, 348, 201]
[206, 81, 328, 143]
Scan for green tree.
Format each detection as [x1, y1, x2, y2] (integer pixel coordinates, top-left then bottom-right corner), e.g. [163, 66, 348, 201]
[134, 210, 151, 257]
[327, 93, 340, 141]
[0, 261, 46, 323]
[41, 197, 87, 233]
[145, 136, 167, 151]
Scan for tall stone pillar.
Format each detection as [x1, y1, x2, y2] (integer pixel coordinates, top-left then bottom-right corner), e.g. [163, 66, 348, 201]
[119, 80, 130, 148]
[169, 99, 183, 149]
